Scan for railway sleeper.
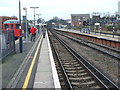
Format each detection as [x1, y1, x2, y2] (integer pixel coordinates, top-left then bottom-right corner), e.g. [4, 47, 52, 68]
[60, 81, 68, 86]
[67, 73, 88, 77]
[62, 61, 78, 64]
[59, 77, 65, 81]
[64, 67, 77, 70]
[56, 67, 61, 70]
[57, 70, 62, 73]
[63, 63, 80, 67]
[69, 77, 92, 81]
[58, 73, 64, 76]
[62, 60, 77, 63]
[62, 61, 79, 64]
[81, 81, 98, 87]
[64, 65, 83, 69]
[66, 70, 86, 74]
[65, 67, 83, 70]
[71, 80, 100, 89]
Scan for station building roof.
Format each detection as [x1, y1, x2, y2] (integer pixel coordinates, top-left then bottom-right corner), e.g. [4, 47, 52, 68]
[3, 20, 19, 24]
[71, 14, 90, 17]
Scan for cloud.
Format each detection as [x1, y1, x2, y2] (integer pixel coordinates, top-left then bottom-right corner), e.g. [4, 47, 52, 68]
[0, 0, 119, 20]
[0, 0, 18, 7]
[0, 7, 18, 17]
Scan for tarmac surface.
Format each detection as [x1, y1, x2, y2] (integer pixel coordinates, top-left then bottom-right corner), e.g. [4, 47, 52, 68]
[1, 33, 39, 88]
[1, 31, 61, 89]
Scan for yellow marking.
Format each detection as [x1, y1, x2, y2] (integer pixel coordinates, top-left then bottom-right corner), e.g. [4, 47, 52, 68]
[22, 37, 43, 89]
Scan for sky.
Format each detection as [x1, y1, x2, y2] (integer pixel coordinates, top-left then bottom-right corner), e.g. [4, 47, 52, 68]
[0, 0, 120, 21]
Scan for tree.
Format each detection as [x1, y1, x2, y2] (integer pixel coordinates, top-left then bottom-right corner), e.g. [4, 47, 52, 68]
[47, 17, 67, 25]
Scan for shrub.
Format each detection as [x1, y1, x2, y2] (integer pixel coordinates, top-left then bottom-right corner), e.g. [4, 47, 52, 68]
[107, 26, 114, 31]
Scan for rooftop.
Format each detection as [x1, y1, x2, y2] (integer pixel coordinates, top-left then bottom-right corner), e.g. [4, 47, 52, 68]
[3, 20, 19, 24]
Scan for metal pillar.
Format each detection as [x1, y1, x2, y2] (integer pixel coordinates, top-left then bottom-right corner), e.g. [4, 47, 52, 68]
[30, 7, 39, 26]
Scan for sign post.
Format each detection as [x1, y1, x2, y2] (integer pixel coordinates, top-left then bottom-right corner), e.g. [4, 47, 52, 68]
[19, 0, 23, 53]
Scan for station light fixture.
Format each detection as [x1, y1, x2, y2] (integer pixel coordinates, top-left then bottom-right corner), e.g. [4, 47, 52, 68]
[30, 7, 39, 26]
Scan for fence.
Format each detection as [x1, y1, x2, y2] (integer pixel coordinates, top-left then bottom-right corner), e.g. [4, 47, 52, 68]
[0, 30, 15, 60]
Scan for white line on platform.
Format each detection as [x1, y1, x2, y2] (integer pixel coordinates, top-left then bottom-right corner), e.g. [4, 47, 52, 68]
[46, 31, 61, 89]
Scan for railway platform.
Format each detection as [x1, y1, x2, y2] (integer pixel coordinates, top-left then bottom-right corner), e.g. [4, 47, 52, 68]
[1, 31, 61, 89]
[57, 28, 120, 49]
[58, 28, 119, 42]
[33, 32, 60, 88]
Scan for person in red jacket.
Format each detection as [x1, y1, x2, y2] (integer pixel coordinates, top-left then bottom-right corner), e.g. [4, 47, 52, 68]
[30, 26, 37, 41]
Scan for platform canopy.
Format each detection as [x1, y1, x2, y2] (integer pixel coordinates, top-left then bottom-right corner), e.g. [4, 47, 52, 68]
[3, 20, 19, 24]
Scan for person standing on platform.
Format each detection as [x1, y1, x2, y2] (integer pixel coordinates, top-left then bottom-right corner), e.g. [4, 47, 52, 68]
[42, 26, 46, 38]
[30, 26, 37, 41]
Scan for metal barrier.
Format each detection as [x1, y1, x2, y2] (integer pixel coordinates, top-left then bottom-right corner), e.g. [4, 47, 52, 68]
[0, 30, 15, 60]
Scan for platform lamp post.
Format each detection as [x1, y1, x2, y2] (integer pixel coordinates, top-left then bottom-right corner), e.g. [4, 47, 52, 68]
[19, 0, 23, 53]
[113, 26, 115, 38]
[19, 0, 21, 25]
[23, 7, 28, 40]
[30, 7, 39, 26]
[99, 26, 101, 35]
[36, 14, 41, 19]
[94, 25, 96, 34]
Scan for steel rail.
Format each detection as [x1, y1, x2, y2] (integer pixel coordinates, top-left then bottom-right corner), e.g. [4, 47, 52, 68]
[55, 29, 120, 52]
[50, 30, 120, 90]
[55, 30, 120, 60]
[48, 31, 73, 90]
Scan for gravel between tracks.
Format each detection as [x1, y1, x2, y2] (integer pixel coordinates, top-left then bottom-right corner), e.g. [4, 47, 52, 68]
[57, 33, 119, 86]
[49, 33, 102, 89]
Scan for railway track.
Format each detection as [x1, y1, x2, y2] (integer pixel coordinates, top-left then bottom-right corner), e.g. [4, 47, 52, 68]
[48, 30, 120, 90]
[54, 30, 120, 60]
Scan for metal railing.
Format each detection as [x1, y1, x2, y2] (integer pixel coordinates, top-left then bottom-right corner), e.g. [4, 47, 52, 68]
[0, 30, 15, 60]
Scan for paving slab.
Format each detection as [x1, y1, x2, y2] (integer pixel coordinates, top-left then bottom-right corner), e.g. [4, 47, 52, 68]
[33, 35, 54, 88]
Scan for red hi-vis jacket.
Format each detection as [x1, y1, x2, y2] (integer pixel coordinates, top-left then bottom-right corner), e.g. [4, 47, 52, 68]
[30, 27, 37, 34]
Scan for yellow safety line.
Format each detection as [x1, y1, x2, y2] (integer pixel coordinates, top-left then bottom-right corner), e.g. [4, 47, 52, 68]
[22, 37, 43, 89]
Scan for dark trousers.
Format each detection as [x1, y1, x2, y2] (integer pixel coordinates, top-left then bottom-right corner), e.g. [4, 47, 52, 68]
[43, 33, 45, 38]
[31, 34, 36, 41]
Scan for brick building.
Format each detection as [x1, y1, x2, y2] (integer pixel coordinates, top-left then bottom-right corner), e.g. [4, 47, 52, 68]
[0, 16, 18, 30]
[71, 14, 90, 27]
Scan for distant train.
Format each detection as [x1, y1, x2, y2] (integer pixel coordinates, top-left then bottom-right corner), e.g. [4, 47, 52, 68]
[2, 19, 22, 39]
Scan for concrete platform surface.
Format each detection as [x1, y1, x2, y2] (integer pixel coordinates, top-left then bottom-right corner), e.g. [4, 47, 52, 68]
[33, 32, 61, 88]
[58, 29, 119, 42]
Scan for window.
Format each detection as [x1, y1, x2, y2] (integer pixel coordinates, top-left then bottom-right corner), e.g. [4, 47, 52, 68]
[11, 24, 14, 29]
[16, 24, 20, 29]
[5, 24, 9, 29]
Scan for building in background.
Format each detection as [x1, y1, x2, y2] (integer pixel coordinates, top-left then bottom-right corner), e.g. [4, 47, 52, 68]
[92, 12, 101, 26]
[71, 14, 90, 27]
[0, 16, 18, 30]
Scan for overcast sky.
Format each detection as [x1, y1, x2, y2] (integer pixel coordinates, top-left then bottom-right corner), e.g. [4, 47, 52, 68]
[0, 0, 120, 21]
